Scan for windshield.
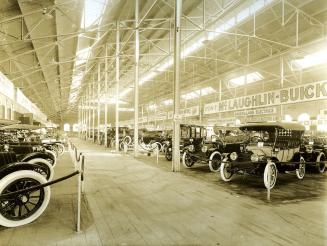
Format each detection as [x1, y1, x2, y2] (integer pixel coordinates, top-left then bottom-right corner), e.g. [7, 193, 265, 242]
[245, 130, 274, 145]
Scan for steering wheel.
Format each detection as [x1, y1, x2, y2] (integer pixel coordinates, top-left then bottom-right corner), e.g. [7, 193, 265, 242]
[250, 135, 264, 143]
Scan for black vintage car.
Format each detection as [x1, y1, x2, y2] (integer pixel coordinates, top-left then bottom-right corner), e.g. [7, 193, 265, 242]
[301, 135, 327, 173]
[182, 126, 248, 172]
[219, 122, 308, 189]
[164, 124, 205, 161]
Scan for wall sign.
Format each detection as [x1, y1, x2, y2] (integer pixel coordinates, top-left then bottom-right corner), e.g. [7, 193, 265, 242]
[0, 72, 14, 100]
[204, 80, 327, 114]
[234, 107, 277, 117]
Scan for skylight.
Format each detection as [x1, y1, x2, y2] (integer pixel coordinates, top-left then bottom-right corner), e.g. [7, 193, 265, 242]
[148, 104, 157, 111]
[75, 47, 91, 66]
[181, 87, 216, 100]
[229, 72, 263, 87]
[118, 0, 276, 95]
[291, 48, 327, 70]
[163, 99, 173, 105]
[81, 0, 107, 29]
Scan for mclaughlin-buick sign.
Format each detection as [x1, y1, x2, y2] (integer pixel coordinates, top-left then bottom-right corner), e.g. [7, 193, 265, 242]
[204, 80, 327, 114]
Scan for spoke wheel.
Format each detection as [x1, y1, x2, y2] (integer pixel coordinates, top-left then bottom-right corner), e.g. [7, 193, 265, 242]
[263, 162, 277, 189]
[0, 171, 50, 227]
[316, 154, 326, 174]
[27, 158, 54, 181]
[209, 152, 222, 172]
[165, 149, 172, 161]
[182, 152, 194, 168]
[296, 158, 305, 179]
[220, 162, 233, 181]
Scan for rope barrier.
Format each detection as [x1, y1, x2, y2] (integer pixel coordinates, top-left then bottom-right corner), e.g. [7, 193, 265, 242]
[0, 170, 80, 200]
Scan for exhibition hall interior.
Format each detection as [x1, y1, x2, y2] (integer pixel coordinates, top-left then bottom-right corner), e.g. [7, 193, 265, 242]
[0, 0, 327, 245]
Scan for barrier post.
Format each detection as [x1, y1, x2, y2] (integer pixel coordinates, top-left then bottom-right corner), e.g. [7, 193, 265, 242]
[124, 143, 128, 154]
[76, 157, 82, 232]
[156, 147, 159, 165]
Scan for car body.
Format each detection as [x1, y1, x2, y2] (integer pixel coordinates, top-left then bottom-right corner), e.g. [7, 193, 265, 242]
[182, 126, 247, 172]
[219, 122, 308, 189]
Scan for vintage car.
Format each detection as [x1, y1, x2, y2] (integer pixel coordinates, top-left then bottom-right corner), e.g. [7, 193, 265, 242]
[219, 122, 308, 189]
[182, 126, 248, 172]
[300, 135, 327, 173]
[0, 151, 51, 227]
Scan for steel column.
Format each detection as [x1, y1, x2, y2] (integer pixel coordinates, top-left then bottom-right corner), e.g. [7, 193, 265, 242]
[115, 21, 120, 152]
[92, 78, 95, 142]
[97, 63, 101, 144]
[104, 44, 108, 147]
[78, 102, 81, 138]
[280, 56, 284, 120]
[88, 85, 91, 139]
[172, 0, 182, 172]
[134, 0, 140, 157]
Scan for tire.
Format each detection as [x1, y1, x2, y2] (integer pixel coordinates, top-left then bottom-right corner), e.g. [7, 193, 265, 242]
[55, 143, 65, 156]
[0, 170, 51, 227]
[263, 162, 277, 189]
[27, 158, 54, 181]
[220, 162, 233, 181]
[296, 158, 305, 179]
[165, 149, 172, 161]
[182, 152, 194, 168]
[316, 153, 326, 173]
[123, 136, 132, 146]
[209, 151, 222, 173]
[45, 150, 57, 167]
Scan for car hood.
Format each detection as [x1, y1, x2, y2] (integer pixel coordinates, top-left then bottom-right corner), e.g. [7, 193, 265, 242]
[246, 145, 273, 157]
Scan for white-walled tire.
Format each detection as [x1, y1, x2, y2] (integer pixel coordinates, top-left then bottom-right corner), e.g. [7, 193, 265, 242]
[0, 170, 51, 227]
[296, 158, 305, 179]
[220, 162, 233, 181]
[316, 153, 326, 173]
[263, 162, 277, 189]
[182, 152, 194, 168]
[55, 143, 65, 156]
[209, 151, 222, 172]
[45, 150, 57, 167]
[27, 158, 54, 181]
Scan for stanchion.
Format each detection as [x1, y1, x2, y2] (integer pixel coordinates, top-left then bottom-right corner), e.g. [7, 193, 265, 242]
[77, 162, 82, 232]
[155, 147, 159, 165]
[124, 143, 128, 154]
[267, 161, 271, 202]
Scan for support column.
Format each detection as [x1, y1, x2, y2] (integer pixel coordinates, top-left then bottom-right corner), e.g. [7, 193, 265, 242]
[92, 78, 95, 142]
[172, 0, 182, 172]
[87, 83, 91, 139]
[134, 0, 140, 157]
[115, 21, 120, 152]
[280, 56, 284, 121]
[97, 63, 101, 144]
[104, 44, 109, 147]
[78, 102, 81, 138]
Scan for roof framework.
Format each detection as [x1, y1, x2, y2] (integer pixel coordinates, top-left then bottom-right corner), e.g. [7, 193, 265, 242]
[0, 0, 326, 123]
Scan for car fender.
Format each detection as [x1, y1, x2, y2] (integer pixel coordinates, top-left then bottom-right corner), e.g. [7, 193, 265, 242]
[20, 152, 52, 162]
[0, 162, 44, 179]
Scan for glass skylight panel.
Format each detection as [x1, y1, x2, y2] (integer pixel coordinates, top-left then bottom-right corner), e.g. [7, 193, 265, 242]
[81, 0, 107, 29]
[292, 48, 327, 70]
[229, 72, 263, 87]
[163, 99, 173, 105]
[148, 104, 157, 110]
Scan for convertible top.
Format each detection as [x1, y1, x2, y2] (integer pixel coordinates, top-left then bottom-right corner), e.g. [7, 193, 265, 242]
[239, 122, 305, 131]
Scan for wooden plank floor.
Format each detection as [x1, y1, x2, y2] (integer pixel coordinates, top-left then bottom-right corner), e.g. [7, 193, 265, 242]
[1, 138, 327, 245]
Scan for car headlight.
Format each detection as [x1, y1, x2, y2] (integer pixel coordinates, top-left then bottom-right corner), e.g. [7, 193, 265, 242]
[201, 146, 208, 153]
[230, 152, 238, 161]
[188, 145, 194, 152]
[251, 154, 259, 162]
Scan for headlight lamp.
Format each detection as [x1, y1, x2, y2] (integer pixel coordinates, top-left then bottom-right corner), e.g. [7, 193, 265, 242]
[201, 146, 208, 153]
[188, 145, 194, 152]
[251, 154, 259, 162]
[230, 152, 238, 161]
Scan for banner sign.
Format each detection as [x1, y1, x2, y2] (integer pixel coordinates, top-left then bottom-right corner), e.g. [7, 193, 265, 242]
[204, 80, 327, 114]
[16, 88, 32, 112]
[181, 106, 199, 117]
[234, 107, 277, 117]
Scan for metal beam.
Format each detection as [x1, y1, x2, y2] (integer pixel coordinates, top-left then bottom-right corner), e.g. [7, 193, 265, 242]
[172, 0, 182, 172]
[134, 0, 140, 157]
[104, 44, 108, 147]
[97, 63, 101, 144]
[115, 22, 120, 152]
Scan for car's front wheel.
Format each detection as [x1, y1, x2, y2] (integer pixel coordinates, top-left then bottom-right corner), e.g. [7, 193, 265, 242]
[316, 153, 326, 173]
[0, 170, 51, 227]
[296, 158, 305, 179]
[263, 162, 277, 189]
[208, 151, 222, 172]
[220, 162, 233, 181]
[182, 152, 195, 168]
